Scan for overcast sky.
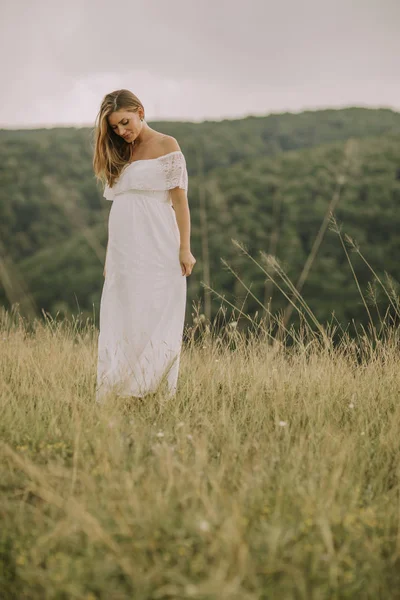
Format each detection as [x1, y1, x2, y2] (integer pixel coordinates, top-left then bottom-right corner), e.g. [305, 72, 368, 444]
[1, 0, 399, 128]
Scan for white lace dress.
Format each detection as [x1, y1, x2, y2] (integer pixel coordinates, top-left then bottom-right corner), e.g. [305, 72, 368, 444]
[95, 150, 188, 403]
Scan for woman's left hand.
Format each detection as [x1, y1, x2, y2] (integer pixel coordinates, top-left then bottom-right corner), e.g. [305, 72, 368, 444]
[179, 249, 196, 276]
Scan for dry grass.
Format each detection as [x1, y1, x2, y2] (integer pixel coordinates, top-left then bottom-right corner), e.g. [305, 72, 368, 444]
[1, 294, 400, 599]
[1, 197, 400, 598]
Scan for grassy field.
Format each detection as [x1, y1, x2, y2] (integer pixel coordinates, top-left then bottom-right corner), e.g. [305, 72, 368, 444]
[1, 297, 400, 600]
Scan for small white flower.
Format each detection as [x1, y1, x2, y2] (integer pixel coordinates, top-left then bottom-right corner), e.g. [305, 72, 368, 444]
[349, 403, 355, 409]
[156, 431, 164, 438]
[215, 359, 219, 362]
[187, 434, 193, 441]
[278, 421, 287, 427]
[320, 553, 329, 562]
[198, 519, 210, 532]
[176, 422, 184, 429]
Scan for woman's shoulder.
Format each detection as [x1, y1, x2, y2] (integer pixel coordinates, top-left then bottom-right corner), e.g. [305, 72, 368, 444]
[130, 134, 181, 161]
[159, 135, 181, 156]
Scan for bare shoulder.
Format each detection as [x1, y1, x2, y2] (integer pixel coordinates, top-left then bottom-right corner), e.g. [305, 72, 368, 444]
[161, 135, 181, 154]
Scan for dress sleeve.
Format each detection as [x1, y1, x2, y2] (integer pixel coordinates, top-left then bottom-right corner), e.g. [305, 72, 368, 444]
[103, 183, 114, 201]
[163, 151, 188, 192]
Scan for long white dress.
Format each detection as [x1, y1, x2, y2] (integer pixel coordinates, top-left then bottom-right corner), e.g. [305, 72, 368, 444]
[95, 150, 188, 403]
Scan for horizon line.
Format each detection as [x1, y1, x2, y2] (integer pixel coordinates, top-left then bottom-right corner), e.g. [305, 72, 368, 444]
[0, 103, 399, 131]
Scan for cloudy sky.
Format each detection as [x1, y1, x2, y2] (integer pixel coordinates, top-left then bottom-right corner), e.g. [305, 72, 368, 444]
[1, 0, 399, 128]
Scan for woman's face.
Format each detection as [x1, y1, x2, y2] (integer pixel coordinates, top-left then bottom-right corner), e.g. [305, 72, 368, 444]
[107, 109, 143, 142]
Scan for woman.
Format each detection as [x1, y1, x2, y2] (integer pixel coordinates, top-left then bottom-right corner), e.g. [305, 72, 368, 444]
[93, 89, 196, 403]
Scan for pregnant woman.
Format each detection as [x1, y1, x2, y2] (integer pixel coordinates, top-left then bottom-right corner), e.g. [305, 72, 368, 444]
[93, 89, 196, 403]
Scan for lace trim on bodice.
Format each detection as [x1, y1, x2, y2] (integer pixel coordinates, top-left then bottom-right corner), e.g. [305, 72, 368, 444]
[159, 151, 188, 192]
[103, 150, 188, 201]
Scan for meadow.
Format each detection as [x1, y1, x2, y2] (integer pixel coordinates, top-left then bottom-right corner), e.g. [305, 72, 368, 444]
[1, 257, 400, 600]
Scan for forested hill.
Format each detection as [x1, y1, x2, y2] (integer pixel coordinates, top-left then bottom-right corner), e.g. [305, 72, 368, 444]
[0, 107, 399, 329]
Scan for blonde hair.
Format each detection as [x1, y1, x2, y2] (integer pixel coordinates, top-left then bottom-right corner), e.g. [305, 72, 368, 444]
[92, 89, 145, 188]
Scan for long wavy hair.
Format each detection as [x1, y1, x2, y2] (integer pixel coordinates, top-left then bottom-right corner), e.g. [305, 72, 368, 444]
[93, 89, 145, 188]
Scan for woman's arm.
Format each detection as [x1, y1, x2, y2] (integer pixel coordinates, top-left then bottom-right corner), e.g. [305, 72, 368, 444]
[170, 187, 196, 276]
[170, 188, 191, 250]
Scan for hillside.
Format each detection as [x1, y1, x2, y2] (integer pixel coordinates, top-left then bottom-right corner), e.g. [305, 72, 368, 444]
[0, 107, 399, 329]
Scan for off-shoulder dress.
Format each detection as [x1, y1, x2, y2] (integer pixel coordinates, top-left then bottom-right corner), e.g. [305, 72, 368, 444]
[95, 150, 188, 403]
